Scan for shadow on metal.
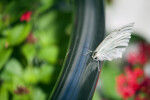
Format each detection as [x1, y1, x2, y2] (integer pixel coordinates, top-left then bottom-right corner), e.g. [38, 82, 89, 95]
[49, 0, 105, 99]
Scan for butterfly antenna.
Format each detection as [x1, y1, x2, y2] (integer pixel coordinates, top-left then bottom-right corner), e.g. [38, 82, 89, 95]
[82, 48, 93, 56]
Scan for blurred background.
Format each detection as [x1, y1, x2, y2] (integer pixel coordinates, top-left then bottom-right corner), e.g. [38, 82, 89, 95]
[0, 0, 72, 100]
[0, 0, 150, 100]
[93, 0, 150, 100]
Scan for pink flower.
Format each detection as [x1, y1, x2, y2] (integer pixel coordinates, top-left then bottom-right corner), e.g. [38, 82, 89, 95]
[20, 11, 32, 22]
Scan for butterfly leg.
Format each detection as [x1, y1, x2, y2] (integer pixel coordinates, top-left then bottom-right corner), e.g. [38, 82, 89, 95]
[97, 61, 100, 71]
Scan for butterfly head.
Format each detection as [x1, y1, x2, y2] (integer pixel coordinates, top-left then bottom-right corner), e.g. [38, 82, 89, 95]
[92, 52, 98, 61]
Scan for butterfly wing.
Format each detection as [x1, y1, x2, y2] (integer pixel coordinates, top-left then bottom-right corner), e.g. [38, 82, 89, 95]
[94, 23, 134, 61]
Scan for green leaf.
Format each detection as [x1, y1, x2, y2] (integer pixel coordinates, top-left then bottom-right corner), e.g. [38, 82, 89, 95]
[35, 29, 57, 47]
[32, 88, 46, 100]
[5, 23, 31, 46]
[39, 64, 54, 83]
[100, 61, 121, 99]
[21, 43, 36, 63]
[0, 38, 6, 51]
[37, 0, 54, 14]
[0, 84, 9, 100]
[38, 45, 59, 64]
[23, 67, 40, 84]
[0, 58, 23, 82]
[0, 18, 4, 31]
[130, 34, 146, 43]
[0, 48, 12, 70]
[37, 11, 57, 29]
[5, 58, 23, 77]
[13, 95, 29, 100]
[92, 90, 101, 100]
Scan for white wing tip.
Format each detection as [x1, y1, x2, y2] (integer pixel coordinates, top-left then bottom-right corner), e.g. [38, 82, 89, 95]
[94, 22, 135, 62]
[127, 22, 135, 26]
[129, 22, 135, 25]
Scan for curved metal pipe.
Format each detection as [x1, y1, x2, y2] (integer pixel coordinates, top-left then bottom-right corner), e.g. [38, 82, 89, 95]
[50, 0, 105, 99]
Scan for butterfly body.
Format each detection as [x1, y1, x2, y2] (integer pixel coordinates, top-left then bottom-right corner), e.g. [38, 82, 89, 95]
[92, 23, 134, 63]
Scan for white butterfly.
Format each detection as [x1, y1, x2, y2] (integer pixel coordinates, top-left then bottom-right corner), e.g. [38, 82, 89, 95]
[90, 23, 134, 71]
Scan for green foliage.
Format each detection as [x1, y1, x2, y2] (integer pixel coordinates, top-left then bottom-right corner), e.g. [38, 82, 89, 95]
[0, 0, 72, 99]
[0, 48, 12, 69]
[0, 84, 9, 100]
[21, 43, 36, 63]
[5, 23, 31, 46]
[4, 58, 23, 78]
[31, 88, 46, 100]
[38, 46, 59, 64]
[92, 90, 101, 100]
[37, 11, 57, 30]
[100, 61, 121, 99]
[39, 64, 54, 84]
[92, 61, 122, 100]
[130, 34, 146, 43]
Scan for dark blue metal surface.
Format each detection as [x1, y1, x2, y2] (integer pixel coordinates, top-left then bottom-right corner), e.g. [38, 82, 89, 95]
[50, 0, 105, 99]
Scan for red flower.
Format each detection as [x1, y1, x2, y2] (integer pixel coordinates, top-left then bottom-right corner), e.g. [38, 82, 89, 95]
[127, 53, 138, 65]
[139, 78, 150, 95]
[117, 42, 150, 99]
[116, 74, 135, 99]
[116, 74, 126, 87]
[139, 42, 150, 57]
[116, 67, 144, 99]
[125, 67, 139, 91]
[134, 67, 144, 78]
[127, 53, 147, 65]
[137, 53, 147, 65]
[20, 11, 32, 22]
